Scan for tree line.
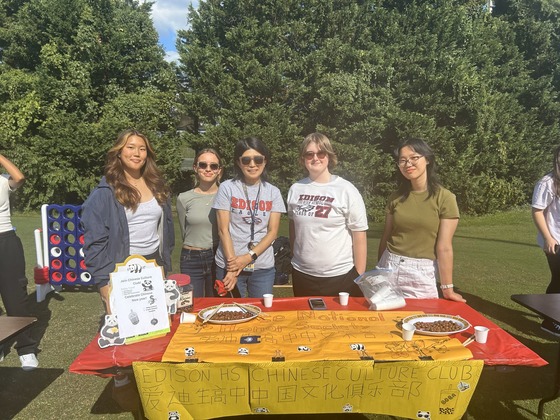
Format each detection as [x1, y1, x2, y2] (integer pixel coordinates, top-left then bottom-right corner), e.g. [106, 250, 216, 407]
[1, 0, 559, 221]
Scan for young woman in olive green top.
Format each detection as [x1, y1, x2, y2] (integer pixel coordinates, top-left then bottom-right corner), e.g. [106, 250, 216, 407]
[377, 138, 465, 302]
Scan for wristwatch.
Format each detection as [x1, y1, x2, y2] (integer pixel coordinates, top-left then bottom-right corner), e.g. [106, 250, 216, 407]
[248, 250, 258, 261]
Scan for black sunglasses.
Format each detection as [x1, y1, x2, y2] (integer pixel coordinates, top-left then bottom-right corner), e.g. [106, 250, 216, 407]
[197, 162, 220, 171]
[240, 155, 265, 166]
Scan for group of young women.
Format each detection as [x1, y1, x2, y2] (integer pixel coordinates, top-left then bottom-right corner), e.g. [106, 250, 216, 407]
[80, 129, 465, 307]
[0, 129, 468, 374]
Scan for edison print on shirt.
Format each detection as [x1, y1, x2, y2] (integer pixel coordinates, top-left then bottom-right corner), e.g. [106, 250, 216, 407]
[231, 196, 273, 223]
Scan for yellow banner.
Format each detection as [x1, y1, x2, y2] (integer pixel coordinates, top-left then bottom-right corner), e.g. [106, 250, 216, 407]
[162, 310, 472, 363]
[134, 359, 484, 419]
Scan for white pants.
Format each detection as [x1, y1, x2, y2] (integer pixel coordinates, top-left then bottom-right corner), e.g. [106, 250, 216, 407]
[376, 250, 438, 299]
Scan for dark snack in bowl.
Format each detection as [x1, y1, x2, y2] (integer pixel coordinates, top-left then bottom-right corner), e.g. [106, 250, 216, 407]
[210, 310, 254, 321]
[414, 320, 462, 333]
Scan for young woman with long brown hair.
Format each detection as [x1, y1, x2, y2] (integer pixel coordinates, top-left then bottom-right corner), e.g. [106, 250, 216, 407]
[81, 129, 174, 312]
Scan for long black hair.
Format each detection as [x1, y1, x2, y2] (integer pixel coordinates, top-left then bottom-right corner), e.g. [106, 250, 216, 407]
[233, 137, 270, 182]
[394, 138, 440, 200]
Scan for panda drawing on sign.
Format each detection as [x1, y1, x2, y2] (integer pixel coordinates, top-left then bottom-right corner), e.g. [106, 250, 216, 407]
[417, 411, 431, 419]
[184, 347, 196, 357]
[297, 346, 311, 352]
[342, 403, 353, 412]
[238, 347, 249, 356]
[141, 279, 153, 291]
[128, 263, 144, 274]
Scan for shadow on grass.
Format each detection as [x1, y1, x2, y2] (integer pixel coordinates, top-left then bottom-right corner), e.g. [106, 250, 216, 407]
[90, 379, 145, 419]
[460, 291, 560, 419]
[0, 367, 64, 418]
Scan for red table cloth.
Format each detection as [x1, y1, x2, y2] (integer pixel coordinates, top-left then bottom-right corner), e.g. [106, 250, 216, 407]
[69, 297, 547, 377]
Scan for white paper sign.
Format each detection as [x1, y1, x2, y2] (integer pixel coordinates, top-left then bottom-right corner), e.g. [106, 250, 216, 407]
[109, 256, 170, 341]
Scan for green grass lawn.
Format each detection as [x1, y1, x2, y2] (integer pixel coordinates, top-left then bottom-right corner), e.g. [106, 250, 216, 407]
[0, 207, 559, 419]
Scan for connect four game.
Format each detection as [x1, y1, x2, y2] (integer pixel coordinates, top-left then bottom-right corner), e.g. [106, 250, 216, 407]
[40, 204, 91, 287]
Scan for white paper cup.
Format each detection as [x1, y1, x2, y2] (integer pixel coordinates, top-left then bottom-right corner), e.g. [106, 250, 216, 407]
[402, 322, 416, 341]
[372, 296, 406, 311]
[339, 292, 349, 306]
[263, 293, 273, 308]
[369, 284, 393, 304]
[474, 326, 489, 344]
[180, 312, 197, 324]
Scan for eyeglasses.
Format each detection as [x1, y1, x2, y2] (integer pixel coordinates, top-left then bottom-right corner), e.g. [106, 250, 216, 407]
[240, 155, 265, 166]
[397, 155, 424, 167]
[197, 162, 220, 171]
[304, 151, 327, 160]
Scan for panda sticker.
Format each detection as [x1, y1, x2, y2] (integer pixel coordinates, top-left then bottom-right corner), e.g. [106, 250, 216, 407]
[297, 346, 311, 352]
[168, 411, 180, 420]
[238, 347, 249, 356]
[342, 403, 353, 412]
[184, 347, 196, 357]
[417, 411, 431, 419]
[350, 343, 365, 351]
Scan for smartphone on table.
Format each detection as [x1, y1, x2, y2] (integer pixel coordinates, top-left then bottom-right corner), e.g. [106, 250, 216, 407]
[308, 298, 327, 310]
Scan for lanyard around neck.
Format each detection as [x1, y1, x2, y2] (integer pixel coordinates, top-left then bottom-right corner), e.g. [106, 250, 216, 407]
[242, 182, 261, 243]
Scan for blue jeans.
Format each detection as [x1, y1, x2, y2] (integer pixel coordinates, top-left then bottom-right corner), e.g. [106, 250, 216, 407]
[216, 266, 275, 298]
[180, 248, 216, 298]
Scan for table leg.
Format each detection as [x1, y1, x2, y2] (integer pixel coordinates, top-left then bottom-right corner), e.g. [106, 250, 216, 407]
[538, 343, 560, 418]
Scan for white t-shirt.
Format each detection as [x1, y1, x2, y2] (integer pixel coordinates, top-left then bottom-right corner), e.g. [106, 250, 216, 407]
[288, 175, 368, 277]
[213, 179, 286, 270]
[0, 175, 15, 234]
[532, 173, 560, 247]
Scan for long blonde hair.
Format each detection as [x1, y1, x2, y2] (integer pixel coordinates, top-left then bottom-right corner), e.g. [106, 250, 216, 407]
[105, 129, 170, 211]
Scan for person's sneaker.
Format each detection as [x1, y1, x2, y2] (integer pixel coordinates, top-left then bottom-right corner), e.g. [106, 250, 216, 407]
[19, 353, 39, 371]
[541, 319, 560, 337]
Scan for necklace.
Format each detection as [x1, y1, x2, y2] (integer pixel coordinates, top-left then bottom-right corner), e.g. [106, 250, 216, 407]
[195, 187, 216, 206]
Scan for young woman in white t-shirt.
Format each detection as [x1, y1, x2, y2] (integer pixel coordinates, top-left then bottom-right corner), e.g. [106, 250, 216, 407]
[287, 133, 368, 297]
[532, 145, 560, 336]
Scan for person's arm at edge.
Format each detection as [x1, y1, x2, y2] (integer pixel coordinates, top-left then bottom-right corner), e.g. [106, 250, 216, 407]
[176, 194, 187, 241]
[436, 217, 465, 302]
[378, 213, 393, 260]
[352, 230, 368, 275]
[0, 154, 25, 189]
[532, 207, 557, 254]
[216, 209, 239, 290]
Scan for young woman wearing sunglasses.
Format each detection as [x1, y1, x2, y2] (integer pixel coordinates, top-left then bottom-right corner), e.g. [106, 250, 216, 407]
[287, 133, 368, 297]
[213, 137, 286, 297]
[176, 149, 223, 297]
[377, 138, 465, 302]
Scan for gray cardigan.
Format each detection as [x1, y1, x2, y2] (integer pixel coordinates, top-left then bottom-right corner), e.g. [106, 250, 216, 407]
[80, 177, 174, 287]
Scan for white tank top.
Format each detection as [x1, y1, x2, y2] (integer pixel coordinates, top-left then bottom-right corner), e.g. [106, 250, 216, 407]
[126, 197, 162, 255]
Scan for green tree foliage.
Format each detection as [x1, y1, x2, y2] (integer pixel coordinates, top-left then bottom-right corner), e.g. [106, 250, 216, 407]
[0, 0, 181, 209]
[178, 0, 560, 219]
